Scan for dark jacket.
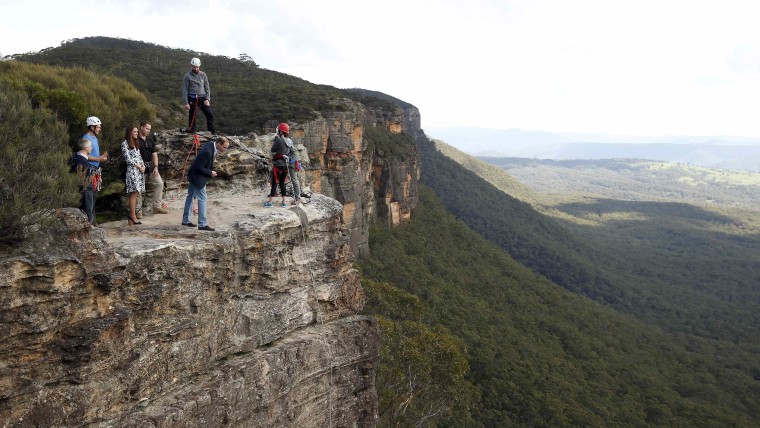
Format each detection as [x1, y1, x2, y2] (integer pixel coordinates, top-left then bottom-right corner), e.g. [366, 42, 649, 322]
[138, 135, 157, 167]
[271, 135, 289, 167]
[188, 141, 215, 188]
[70, 153, 94, 191]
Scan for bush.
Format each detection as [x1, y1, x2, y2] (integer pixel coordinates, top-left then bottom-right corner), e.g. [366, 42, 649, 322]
[0, 60, 155, 187]
[0, 80, 79, 247]
[362, 279, 478, 426]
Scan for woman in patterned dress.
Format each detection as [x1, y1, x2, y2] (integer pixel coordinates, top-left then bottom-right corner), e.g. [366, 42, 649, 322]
[122, 125, 145, 225]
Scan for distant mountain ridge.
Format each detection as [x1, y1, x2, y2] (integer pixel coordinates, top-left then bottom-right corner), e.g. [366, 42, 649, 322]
[426, 126, 760, 171]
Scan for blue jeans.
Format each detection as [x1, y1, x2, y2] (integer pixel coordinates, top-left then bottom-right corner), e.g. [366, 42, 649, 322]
[288, 163, 301, 199]
[80, 187, 95, 224]
[182, 182, 207, 227]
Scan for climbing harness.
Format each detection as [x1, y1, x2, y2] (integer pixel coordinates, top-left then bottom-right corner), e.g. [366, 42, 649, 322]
[188, 96, 200, 132]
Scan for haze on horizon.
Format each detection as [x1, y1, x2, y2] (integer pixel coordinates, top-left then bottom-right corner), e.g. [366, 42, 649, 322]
[2, 0, 760, 139]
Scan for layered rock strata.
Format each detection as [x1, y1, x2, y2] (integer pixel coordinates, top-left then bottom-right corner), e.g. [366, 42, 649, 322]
[154, 101, 420, 259]
[0, 196, 377, 427]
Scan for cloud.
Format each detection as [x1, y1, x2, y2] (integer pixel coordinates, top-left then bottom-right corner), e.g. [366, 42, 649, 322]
[4, 0, 760, 136]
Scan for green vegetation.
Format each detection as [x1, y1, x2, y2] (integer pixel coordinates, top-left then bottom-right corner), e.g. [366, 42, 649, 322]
[362, 186, 760, 426]
[431, 139, 541, 206]
[421, 139, 760, 343]
[364, 126, 416, 160]
[0, 79, 79, 246]
[15, 37, 398, 134]
[9, 36, 760, 426]
[0, 59, 156, 225]
[482, 157, 760, 210]
[0, 60, 154, 154]
[363, 279, 478, 426]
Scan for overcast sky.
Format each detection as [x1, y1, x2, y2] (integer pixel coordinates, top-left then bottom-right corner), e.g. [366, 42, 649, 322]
[2, 0, 760, 138]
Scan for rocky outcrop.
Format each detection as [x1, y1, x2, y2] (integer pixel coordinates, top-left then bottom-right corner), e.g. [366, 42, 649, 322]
[0, 198, 377, 427]
[152, 98, 421, 259]
[1, 93, 423, 427]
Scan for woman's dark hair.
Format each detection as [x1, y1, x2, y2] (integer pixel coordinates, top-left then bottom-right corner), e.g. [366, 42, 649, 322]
[124, 126, 139, 149]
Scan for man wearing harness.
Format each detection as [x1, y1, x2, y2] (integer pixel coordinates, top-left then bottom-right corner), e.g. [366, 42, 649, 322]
[284, 135, 302, 205]
[82, 116, 108, 225]
[264, 123, 290, 208]
[182, 57, 216, 134]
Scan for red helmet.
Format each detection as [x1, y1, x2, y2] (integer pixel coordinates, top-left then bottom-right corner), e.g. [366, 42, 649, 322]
[277, 123, 290, 133]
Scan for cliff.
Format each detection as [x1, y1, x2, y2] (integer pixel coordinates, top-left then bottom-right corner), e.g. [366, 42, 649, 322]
[291, 106, 420, 258]
[1, 100, 421, 427]
[1, 195, 376, 427]
[156, 99, 420, 259]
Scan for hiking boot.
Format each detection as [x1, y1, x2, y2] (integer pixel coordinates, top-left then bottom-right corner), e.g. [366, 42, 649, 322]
[263, 201, 273, 208]
[136, 209, 143, 219]
[153, 205, 168, 214]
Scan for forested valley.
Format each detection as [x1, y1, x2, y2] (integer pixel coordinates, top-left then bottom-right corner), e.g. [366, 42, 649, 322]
[361, 138, 760, 426]
[6, 36, 760, 426]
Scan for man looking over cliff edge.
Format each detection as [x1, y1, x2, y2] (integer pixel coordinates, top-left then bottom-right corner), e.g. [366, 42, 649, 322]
[182, 57, 216, 134]
[181, 136, 229, 231]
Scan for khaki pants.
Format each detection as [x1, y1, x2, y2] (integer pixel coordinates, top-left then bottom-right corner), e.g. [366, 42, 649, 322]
[137, 173, 164, 214]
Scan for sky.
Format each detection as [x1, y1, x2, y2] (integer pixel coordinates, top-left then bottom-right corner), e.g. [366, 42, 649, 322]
[2, 0, 760, 138]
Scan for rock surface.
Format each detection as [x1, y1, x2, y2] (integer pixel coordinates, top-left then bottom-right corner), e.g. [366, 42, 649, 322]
[0, 193, 377, 427]
[1, 100, 423, 427]
[154, 101, 420, 259]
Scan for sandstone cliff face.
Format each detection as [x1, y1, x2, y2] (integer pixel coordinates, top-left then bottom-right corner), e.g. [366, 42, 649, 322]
[157, 99, 421, 259]
[0, 199, 377, 427]
[297, 105, 419, 257]
[1, 95, 421, 427]
[294, 103, 420, 257]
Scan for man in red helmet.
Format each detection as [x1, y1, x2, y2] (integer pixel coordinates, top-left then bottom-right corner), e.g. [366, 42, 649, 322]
[264, 123, 291, 208]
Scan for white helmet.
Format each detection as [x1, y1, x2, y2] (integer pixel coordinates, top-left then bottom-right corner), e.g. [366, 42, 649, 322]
[86, 116, 102, 127]
[190, 57, 201, 67]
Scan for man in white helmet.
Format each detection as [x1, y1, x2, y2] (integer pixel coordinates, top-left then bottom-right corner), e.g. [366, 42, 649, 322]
[83, 116, 108, 168]
[181, 57, 216, 133]
[81, 116, 108, 225]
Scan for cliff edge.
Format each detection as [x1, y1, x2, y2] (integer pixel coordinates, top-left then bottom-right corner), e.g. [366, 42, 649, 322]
[1, 190, 377, 426]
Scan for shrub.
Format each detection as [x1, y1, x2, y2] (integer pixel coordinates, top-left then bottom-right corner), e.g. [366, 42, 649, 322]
[0, 60, 155, 188]
[0, 80, 79, 247]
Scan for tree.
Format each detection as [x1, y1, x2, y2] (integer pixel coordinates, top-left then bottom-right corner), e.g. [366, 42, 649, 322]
[362, 279, 478, 427]
[0, 79, 79, 247]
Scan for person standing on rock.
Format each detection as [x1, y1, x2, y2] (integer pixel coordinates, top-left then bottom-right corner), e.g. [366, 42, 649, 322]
[82, 116, 108, 224]
[284, 134, 302, 205]
[83, 116, 108, 169]
[135, 120, 168, 217]
[70, 138, 96, 225]
[182, 136, 229, 231]
[181, 57, 216, 134]
[264, 123, 290, 208]
[122, 126, 145, 226]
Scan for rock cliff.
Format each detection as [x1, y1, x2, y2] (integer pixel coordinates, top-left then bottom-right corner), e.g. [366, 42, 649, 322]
[1, 197, 376, 427]
[156, 98, 420, 259]
[0, 96, 421, 427]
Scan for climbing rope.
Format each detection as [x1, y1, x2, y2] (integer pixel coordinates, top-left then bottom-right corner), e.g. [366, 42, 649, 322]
[166, 133, 201, 205]
[298, 218, 337, 428]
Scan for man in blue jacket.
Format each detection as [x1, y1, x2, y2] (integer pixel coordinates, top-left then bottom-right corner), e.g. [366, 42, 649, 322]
[182, 136, 229, 231]
[70, 138, 96, 225]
